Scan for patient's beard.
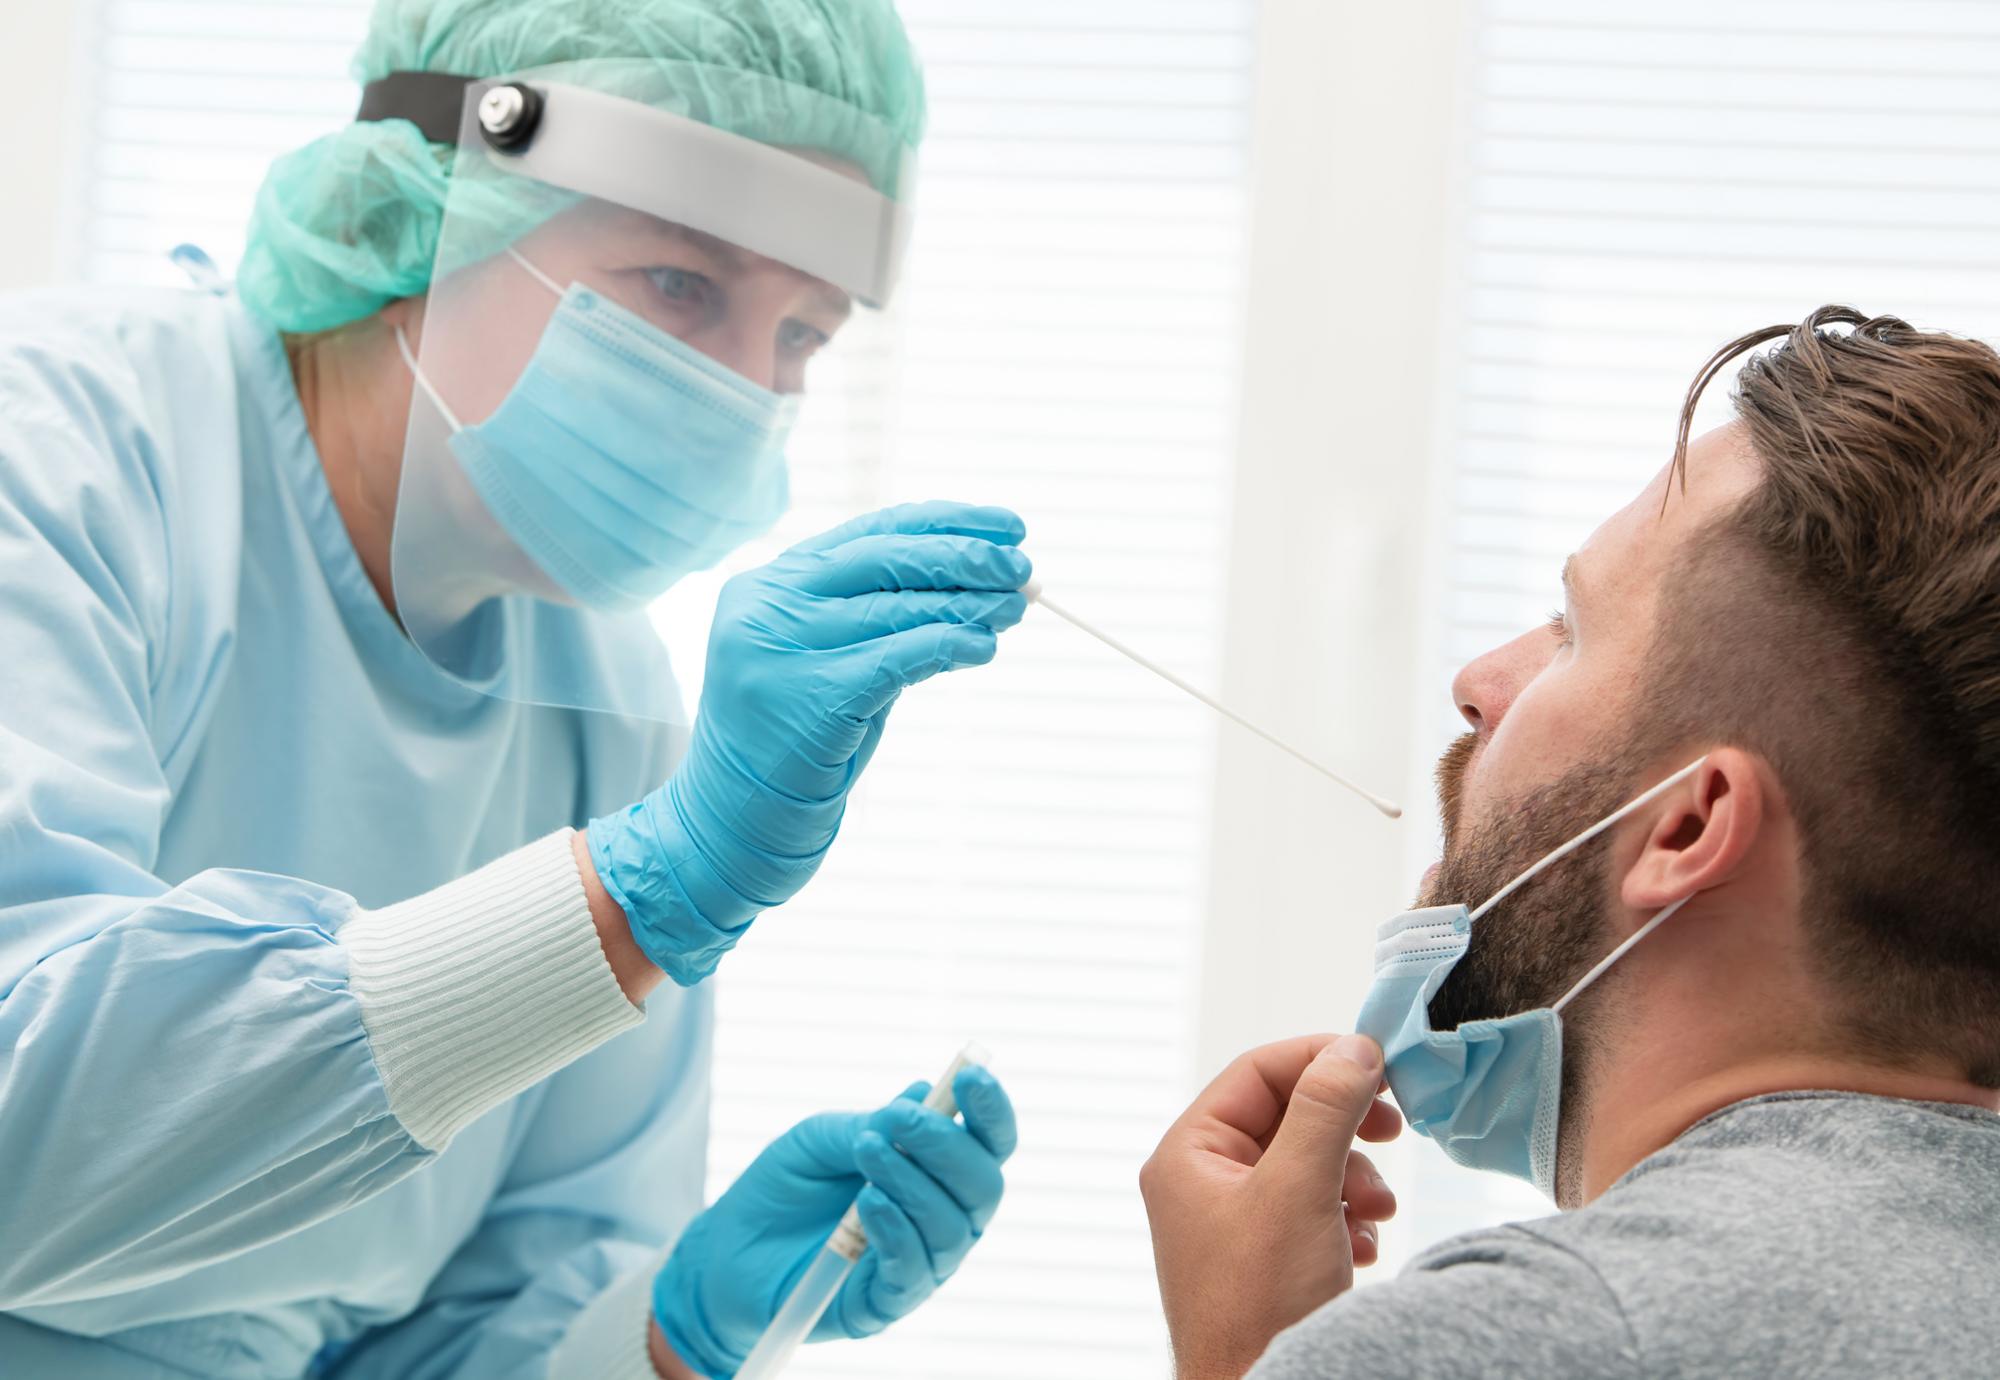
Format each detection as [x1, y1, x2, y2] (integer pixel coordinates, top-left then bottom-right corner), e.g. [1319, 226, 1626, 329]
[1418, 739, 1650, 1203]
[1419, 739, 1626, 1030]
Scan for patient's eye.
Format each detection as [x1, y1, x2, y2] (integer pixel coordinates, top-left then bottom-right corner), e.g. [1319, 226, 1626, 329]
[1545, 607, 1573, 647]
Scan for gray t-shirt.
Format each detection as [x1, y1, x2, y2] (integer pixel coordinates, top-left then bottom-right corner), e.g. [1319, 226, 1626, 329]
[1250, 1091, 2000, 1379]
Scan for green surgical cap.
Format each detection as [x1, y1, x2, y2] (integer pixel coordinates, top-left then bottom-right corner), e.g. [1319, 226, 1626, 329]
[238, 0, 926, 333]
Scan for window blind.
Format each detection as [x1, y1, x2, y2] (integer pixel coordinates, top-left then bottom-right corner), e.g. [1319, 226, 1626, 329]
[1404, 0, 2000, 1260]
[76, 1, 1257, 1373]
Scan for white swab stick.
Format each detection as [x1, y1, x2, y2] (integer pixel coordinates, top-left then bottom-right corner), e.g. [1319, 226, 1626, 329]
[1023, 580, 1402, 819]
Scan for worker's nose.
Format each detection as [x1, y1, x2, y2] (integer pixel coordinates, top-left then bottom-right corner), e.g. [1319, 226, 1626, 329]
[683, 320, 779, 393]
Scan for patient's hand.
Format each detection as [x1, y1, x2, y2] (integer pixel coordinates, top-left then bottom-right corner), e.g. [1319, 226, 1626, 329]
[1139, 1034, 1401, 1380]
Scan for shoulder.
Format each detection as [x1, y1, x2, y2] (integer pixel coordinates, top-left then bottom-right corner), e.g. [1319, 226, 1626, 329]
[1564, 1091, 2000, 1280]
[1250, 1223, 1639, 1380]
[0, 283, 237, 432]
[0, 284, 242, 548]
[0, 286, 249, 706]
[1254, 1096, 2000, 1380]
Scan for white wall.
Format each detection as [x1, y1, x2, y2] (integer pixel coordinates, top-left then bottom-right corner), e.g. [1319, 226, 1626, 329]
[1197, 0, 1471, 1077]
[0, 0, 88, 292]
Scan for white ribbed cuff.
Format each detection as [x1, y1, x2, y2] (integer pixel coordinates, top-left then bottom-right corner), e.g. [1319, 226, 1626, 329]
[343, 829, 644, 1150]
[550, 1261, 663, 1380]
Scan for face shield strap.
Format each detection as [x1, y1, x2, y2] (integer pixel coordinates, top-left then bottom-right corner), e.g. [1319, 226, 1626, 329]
[357, 72, 482, 146]
[472, 80, 913, 309]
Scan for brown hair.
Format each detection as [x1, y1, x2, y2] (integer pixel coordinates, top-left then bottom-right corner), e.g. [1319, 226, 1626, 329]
[1647, 306, 2000, 1084]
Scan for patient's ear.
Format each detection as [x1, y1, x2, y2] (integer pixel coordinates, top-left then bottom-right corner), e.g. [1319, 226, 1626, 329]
[1619, 749, 1766, 913]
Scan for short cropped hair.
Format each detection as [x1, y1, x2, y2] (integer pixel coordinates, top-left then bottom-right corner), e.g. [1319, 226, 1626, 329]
[1649, 307, 2000, 1085]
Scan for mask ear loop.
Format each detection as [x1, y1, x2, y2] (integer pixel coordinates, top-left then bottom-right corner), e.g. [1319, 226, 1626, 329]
[1551, 892, 1694, 1014]
[394, 245, 565, 433]
[395, 324, 463, 433]
[1468, 756, 1709, 925]
[505, 245, 565, 297]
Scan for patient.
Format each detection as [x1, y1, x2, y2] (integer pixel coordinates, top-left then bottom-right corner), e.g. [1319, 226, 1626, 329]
[1139, 307, 2000, 1378]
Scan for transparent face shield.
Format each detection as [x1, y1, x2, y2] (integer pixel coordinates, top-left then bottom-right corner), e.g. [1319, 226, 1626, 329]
[386, 59, 915, 726]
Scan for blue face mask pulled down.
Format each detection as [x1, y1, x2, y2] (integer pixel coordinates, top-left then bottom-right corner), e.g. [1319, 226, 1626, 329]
[1355, 759, 1704, 1199]
[401, 249, 796, 612]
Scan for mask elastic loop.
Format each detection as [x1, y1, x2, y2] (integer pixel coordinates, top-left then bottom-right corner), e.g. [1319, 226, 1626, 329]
[1550, 892, 1694, 1014]
[394, 248, 563, 435]
[505, 245, 566, 298]
[395, 325, 464, 433]
[1468, 756, 1708, 925]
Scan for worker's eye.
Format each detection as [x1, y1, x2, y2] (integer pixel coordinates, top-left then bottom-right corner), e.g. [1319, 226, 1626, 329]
[777, 318, 832, 357]
[645, 266, 716, 307]
[1545, 607, 1573, 648]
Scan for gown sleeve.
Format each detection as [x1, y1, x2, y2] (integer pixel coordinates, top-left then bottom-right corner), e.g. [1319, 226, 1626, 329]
[321, 985, 714, 1380]
[0, 383, 643, 1309]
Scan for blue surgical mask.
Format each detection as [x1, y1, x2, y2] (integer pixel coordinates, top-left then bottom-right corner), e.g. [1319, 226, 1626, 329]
[1355, 758, 1706, 1198]
[397, 248, 796, 612]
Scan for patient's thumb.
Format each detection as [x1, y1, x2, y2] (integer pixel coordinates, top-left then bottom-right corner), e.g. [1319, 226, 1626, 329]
[1258, 1035, 1382, 1197]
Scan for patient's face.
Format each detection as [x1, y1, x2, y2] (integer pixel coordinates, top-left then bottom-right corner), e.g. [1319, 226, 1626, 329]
[1436, 424, 1758, 850]
[1418, 425, 1759, 1022]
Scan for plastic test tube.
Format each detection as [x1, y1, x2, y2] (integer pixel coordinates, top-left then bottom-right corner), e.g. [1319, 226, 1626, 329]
[734, 1043, 990, 1380]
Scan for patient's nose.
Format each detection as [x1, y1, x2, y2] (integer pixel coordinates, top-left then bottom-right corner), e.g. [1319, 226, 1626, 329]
[1451, 625, 1555, 737]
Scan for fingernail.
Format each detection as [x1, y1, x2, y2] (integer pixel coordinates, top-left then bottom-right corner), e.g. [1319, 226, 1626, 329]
[1333, 1035, 1381, 1073]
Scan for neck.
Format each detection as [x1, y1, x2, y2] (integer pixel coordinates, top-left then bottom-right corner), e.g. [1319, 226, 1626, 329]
[287, 305, 420, 612]
[1575, 1048, 2000, 1205]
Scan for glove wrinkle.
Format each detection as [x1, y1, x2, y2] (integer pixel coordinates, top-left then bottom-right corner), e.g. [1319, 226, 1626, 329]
[587, 503, 1028, 984]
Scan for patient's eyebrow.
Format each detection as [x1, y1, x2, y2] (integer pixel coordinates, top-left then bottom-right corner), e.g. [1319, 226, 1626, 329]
[1561, 554, 1585, 607]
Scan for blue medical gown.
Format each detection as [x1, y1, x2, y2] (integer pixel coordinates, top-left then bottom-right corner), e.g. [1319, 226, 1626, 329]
[0, 283, 708, 1377]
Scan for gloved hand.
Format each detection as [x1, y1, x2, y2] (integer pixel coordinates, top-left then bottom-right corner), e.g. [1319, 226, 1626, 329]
[653, 1066, 1019, 1378]
[587, 501, 1030, 983]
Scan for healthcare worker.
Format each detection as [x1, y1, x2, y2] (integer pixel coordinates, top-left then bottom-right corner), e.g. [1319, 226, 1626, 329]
[0, 2, 1024, 1377]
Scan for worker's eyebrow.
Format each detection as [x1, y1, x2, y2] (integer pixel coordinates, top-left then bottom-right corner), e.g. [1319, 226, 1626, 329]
[664, 222, 749, 271]
[807, 279, 854, 321]
[670, 221, 851, 320]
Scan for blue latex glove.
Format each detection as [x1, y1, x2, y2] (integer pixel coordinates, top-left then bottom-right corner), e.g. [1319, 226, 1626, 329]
[653, 1066, 1019, 1377]
[588, 501, 1030, 983]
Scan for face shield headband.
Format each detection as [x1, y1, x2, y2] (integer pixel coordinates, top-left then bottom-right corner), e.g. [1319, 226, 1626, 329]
[359, 71, 915, 308]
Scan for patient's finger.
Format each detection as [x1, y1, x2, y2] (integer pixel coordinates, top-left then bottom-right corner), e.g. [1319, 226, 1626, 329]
[1358, 1095, 1402, 1144]
[1341, 1150, 1397, 1223]
[1348, 1209, 1381, 1267]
